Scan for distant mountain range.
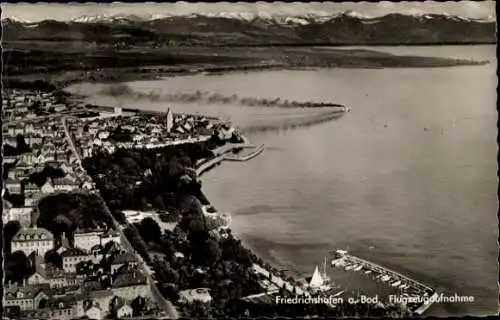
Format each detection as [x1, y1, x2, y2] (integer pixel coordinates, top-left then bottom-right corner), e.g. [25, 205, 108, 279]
[2, 11, 496, 46]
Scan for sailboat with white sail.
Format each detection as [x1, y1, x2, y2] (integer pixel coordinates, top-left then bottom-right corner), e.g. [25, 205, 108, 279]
[309, 257, 332, 292]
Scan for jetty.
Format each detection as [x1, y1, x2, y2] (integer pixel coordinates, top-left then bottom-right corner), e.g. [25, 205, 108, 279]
[224, 144, 264, 161]
[196, 143, 264, 176]
[332, 250, 438, 315]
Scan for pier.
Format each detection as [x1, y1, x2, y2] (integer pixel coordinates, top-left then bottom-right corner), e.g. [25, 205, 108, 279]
[196, 143, 264, 176]
[333, 251, 438, 315]
[337, 253, 433, 292]
[224, 144, 265, 161]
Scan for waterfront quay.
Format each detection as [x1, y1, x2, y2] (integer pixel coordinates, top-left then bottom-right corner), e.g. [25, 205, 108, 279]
[331, 250, 438, 315]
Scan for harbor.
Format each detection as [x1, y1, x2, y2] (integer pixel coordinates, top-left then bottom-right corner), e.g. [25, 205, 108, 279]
[330, 250, 439, 315]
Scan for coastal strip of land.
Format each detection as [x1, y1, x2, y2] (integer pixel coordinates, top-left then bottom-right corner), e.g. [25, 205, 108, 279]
[3, 45, 490, 88]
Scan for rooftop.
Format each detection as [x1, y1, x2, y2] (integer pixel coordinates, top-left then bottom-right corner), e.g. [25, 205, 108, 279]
[111, 252, 137, 265]
[112, 270, 147, 288]
[61, 247, 88, 258]
[13, 227, 54, 242]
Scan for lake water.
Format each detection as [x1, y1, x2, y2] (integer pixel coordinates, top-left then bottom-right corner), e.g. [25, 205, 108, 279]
[67, 45, 498, 316]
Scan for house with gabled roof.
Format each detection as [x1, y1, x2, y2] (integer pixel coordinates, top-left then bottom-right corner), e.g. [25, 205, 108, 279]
[110, 252, 139, 275]
[84, 300, 105, 320]
[3, 283, 49, 311]
[111, 270, 149, 300]
[61, 247, 97, 273]
[27, 253, 85, 289]
[110, 296, 133, 319]
[40, 179, 55, 194]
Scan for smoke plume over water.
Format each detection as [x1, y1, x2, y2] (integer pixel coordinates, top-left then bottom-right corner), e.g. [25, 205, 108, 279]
[99, 84, 346, 110]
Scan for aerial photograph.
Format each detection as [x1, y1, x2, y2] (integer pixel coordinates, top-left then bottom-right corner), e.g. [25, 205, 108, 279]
[1, 1, 497, 319]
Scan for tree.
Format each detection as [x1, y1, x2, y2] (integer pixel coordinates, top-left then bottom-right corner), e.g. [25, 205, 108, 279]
[131, 296, 147, 316]
[113, 211, 127, 224]
[5, 251, 31, 284]
[153, 195, 166, 210]
[44, 250, 63, 269]
[75, 260, 94, 275]
[186, 300, 213, 319]
[137, 217, 162, 244]
[3, 220, 21, 254]
[203, 239, 221, 266]
[161, 237, 176, 262]
[160, 283, 180, 302]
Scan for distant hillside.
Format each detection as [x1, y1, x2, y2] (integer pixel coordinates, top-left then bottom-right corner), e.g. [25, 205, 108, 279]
[2, 12, 496, 46]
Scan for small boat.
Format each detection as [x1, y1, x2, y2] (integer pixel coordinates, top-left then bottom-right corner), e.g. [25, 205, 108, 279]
[399, 283, 407, 289]
[364, 270, 372, 274]
[381, 275, 391, 282]
[354, 265, 363, 271]
[331, 258, 344, 266]
[336, 260, 347, 267]
[345, 265, 356, 271]
[391, 280, 402, 287]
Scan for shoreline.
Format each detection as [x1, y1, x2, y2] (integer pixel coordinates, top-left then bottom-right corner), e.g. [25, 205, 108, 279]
[9, 58, 491, 90]
[5, 56, 473, 316]
[4, 44, 491, 90]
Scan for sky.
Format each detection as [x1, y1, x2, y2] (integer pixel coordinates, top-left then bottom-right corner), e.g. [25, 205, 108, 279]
[1, 1, 496, 22]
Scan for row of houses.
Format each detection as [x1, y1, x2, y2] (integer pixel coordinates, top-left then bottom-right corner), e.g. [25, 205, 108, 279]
[3, 89, 160, 319]
[3, 105, 86, 227]
[5, 233, 152, 319]
[2, 89, 78, 121]
[10, 226, 121, 257]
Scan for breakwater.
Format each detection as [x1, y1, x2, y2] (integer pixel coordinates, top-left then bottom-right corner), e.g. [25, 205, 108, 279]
[332, 250, 438, 315]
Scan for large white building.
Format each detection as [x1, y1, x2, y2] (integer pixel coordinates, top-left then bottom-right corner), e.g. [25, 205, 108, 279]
[11, 227, 54, 256]
[3, 207, 33, 227]
[74, 230, 102, 252]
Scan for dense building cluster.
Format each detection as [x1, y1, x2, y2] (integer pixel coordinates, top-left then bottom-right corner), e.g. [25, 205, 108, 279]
[70, 109, 223, 158]
[2, 89, 164, 319]
[3, 91, 89, 225]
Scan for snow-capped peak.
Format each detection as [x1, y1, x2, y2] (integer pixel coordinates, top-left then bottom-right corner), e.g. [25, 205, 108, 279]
[5, 11, 493, 26]
[73, 13, 163, 23]
[339, 10, 370, 19]
[2, 16, 30, 23]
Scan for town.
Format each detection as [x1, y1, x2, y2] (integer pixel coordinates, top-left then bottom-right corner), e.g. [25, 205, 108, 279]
[3, 87, 406, 320]
[1, 88, 249, 319]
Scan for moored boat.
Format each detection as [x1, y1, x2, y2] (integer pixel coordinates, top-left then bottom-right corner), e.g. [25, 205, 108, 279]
[381, 275, 391, 282]
[309, 258, 333, 292]
[391, 280, 402, 287]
